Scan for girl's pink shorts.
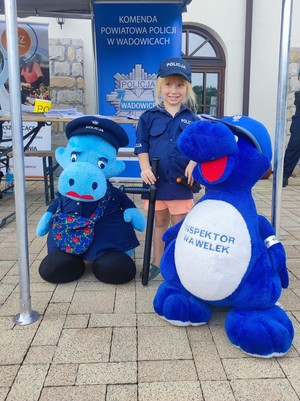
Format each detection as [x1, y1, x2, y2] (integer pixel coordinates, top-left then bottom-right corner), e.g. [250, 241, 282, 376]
[143, 199, 194, 215]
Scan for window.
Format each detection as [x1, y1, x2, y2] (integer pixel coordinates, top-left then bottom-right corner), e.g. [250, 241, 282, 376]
[182, 25, 226, 117]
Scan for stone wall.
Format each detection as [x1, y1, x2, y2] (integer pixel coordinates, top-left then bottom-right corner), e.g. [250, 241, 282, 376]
[287, 47, 300, 174]
[49, 38, 85, 150]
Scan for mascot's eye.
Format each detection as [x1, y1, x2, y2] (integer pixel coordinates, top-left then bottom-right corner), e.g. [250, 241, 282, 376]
[71, 153, 77, 162]
[98, 157, 108, 169]
[234, 135, 239, 143]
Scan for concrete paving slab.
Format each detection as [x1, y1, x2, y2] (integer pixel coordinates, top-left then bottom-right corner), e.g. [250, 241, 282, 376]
[23, 345, 56, 365]
[76, 362, 137, 385]
[138, 360, 197, 382]
[44, 363, 78, 386]
[138, 381, 203, 401]
[106, 384, 137, 401]
[53, 328, 112, 364]
[222, 357, 284, 379]
[0, 388, 9, 401]
[39, 385, 106, 401]
[68, 291, 116, 314]
[0, 329, 36, 364]
[230, 378, 299, 401]
[110, 327, 137, 362]
[0, 365, 19, 387]
[89, 312, 136, 328]
[64, 313, 90, 328]
[6, 364, 48, 401]
[138, 326, 192, 360]
[201, 380, 235, 401]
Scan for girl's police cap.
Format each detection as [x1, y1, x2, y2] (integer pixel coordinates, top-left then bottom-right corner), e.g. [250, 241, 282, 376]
[157, 57, 192, 82]
[65, 116, 129, 150]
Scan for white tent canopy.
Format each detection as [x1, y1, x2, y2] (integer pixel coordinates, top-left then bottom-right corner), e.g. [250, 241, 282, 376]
[0, 0, 192, 19]
[0, 0, 92, 18]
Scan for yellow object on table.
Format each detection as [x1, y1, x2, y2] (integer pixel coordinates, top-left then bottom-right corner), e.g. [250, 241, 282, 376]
[34, 99, 52, 113]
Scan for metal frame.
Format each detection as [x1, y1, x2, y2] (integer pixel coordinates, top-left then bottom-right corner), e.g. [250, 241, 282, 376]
[271, 0, 293, 236]
[4, 0, 39, 325]
[2, 0, 293, 324]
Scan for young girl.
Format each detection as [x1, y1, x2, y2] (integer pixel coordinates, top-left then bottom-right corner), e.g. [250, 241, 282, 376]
[134, 57, 199, 280]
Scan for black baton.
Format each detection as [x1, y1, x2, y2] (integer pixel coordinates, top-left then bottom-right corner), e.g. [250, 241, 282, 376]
[119, 157, 159, 285]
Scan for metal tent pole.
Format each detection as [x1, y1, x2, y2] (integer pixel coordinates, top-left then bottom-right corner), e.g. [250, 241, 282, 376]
[4, 0, 39, 325]
[271, 0, 293, 237]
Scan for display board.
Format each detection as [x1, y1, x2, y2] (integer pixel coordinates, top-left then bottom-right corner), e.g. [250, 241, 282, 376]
[94, 2, 182, 179]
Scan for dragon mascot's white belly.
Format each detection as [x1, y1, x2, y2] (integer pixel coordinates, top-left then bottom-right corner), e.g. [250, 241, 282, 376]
[174, 199, 252, 301]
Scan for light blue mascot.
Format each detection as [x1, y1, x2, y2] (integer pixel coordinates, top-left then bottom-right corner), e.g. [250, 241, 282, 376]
[153, 115, 294, 357]
[36, 116, 145, 284]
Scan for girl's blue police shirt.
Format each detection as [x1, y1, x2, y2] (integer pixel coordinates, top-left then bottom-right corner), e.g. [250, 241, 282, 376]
[134, 105, 199, 200]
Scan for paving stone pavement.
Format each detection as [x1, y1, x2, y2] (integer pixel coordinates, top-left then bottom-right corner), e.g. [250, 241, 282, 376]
[0, 176, 300, 401]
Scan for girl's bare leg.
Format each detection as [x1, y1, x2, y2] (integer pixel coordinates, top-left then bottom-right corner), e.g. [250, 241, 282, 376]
[152, 208, 170, 268]
[171, 213, 187, 226]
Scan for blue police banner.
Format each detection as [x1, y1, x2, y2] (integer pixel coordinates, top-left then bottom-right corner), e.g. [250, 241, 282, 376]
[93, 3, 182, 179]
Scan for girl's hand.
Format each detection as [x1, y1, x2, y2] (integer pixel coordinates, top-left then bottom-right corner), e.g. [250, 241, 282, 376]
[185, 160, 197, 185]
[141, 167, 156, 185]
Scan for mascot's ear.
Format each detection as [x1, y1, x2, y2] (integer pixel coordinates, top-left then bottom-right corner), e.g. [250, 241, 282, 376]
[105, 159, 125, 179]
[55, 147, 67, 169]
[115, 160, 125, 175]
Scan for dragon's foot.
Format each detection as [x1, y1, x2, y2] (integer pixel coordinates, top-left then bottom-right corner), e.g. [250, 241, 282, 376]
[153, 282, 211, 326]
[225, 305, 294, 357]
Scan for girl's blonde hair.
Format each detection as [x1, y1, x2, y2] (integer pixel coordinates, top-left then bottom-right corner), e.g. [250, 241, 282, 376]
[154, 75, 198, 113]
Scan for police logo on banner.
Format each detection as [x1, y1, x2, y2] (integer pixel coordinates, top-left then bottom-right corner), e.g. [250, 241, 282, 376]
[106, 64, 157, 118]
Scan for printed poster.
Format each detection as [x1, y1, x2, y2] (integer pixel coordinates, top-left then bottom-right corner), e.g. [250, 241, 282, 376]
[0, 22, 51, 177]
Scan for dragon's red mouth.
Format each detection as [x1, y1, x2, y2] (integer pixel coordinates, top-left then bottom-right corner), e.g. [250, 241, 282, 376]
[201, 155, 228, 182]
[66, 191, 94, 200]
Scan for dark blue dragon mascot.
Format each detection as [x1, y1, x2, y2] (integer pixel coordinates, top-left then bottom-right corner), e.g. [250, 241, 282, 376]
[153, 115, 294, 357]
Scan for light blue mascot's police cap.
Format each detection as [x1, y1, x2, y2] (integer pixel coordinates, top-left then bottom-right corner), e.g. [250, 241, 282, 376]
[65, 116, 129, 150]
[221, 115, 273, 161]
